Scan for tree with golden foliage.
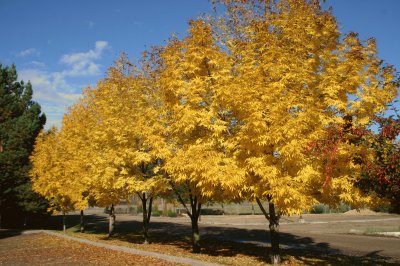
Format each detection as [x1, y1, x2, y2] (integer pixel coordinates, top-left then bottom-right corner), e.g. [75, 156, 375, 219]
[30, 1, 399, 263]
[212, 0, 398, 263]
[30, 128, 89, 231]
[85, 58, 169, 242]
[156, 20, 245, 253]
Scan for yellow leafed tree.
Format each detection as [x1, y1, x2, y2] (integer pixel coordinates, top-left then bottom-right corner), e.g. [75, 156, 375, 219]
[30, 127, 89, 231]
[157, 20, 245, 253]
[213, 0, 398, 263]
[74, 56, 168, 240]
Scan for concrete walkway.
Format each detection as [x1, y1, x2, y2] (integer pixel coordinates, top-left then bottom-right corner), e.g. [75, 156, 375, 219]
[23, 230, 222, 266]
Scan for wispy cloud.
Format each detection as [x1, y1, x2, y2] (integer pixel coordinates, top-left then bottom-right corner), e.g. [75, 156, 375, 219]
[25, 61, 46, 68]
[19, 69, 79, 105]
[17, 48, 40, 57]
[60, 41, 109, 77]
[86, 20, 95, 29]
[19, 41, 110, 129]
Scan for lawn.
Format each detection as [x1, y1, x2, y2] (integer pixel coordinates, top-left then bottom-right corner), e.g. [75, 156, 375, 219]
[0, 230, 180, 266]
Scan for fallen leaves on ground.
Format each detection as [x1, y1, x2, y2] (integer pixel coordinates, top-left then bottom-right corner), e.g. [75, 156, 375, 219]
[68, 230, 395, 266]
[0, 232, 181, 266]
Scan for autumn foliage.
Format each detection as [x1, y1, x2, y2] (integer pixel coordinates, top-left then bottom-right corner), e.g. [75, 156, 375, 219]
[29, 0, 399, 264]
[357, 115, 400, 213]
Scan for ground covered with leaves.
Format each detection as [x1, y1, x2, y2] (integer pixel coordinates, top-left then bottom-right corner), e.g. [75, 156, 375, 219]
[1, 223, 397, 266]
[69, 228, 396, 266]
[0, 231, 179, 266]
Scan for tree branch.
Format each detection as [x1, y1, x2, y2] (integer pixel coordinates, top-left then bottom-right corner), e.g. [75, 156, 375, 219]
[136, 192, 143, 201]
[256, 197, 270, 220]
[147, 196, 153, 222]
[169, 181, 192, 218]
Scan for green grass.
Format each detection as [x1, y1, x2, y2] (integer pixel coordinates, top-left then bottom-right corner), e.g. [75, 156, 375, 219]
[365, 226, 400, 234]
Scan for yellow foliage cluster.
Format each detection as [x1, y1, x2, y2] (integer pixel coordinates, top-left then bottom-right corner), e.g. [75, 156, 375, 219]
[30, 0, 397, 216]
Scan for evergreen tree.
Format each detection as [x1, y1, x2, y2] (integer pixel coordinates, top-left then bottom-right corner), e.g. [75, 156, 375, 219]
[0, 64, 47, 227]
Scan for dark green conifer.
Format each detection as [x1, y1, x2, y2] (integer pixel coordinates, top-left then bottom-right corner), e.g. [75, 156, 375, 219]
[0, 64, 47, 228]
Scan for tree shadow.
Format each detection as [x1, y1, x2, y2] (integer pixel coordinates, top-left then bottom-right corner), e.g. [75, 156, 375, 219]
[44, 214, 109, 231]
[60, 215, 398, 265]
[0, 229, 22, 239]
[201, 226, 397, 265]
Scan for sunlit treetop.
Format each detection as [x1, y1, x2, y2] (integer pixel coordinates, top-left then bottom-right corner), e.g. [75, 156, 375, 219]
[211, 0, 398, 214]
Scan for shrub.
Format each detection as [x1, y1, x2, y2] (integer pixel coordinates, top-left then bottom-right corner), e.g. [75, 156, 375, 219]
[167, 210, 178, 217]
[200, 209, 224, 215]
[310, 204, 327, 214]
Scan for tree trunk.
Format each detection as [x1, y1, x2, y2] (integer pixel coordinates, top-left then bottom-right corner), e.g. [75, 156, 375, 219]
[80, 210, 85, 233]
[62, 212, 66, 232]
[108, 205, 115, 237]
[23, 214, 27, 228]
[190, 201, 201, 253]
[169, 181, 202, 253]
[268, 202, 281, 265]
[256, 197, 281, 265]
[141, 193, 153, 244]
[162, 198, 167, 216]
[191, 215, 201, 253]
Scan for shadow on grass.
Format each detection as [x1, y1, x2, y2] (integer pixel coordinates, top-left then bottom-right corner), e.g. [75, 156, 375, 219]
[58, 214, 400, 265]
[0, 229, 22, 239]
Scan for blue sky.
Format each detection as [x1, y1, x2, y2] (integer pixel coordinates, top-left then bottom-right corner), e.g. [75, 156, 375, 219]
[1, 0, 399, 128]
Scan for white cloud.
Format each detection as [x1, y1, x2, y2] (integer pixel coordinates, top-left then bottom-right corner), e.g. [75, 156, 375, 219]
[19, 41, 110, 129]
[25, 61, 46, 68]
[17, 48, 40, 57]
[19, 69, 74, 105]
[59, 41, 109, 77]
[60, 41, 108, 65]
[29, 61, 46, 68]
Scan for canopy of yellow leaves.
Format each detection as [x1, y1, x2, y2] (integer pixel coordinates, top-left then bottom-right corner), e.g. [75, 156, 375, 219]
[30, 0, 398, 215]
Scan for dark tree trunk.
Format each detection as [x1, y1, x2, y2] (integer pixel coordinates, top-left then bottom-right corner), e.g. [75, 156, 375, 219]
[256, 197, 281, 265]
[191, 213, 201, 253]
[108, 205, 115, 237]
[140, 193, 153, 244]
[190, 196, 202, 253]
[62, 212, 66, 232]
[268, 202, 281, 265]
[80, 210, 85, 233]
[23, 214, 27, 228]
[170, 182, 202, 253]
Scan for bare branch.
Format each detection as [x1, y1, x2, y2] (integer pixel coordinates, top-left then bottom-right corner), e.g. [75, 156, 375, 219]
[169, 180, 192, 218]
[256, 197, 270, 221]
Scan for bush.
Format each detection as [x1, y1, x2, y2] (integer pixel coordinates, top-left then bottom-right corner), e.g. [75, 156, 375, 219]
[152, 210, 161, 216]
[310, 204, 327, 214]
[152, 205, 161, 216]
[336, 202, 351, 213]
[200, 209, 224, 215]
[167, 210, 178, 217]
[373, 204, 390, 213]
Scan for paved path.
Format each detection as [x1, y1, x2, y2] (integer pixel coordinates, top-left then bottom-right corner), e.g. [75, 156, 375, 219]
[24, 230, 221, 266]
